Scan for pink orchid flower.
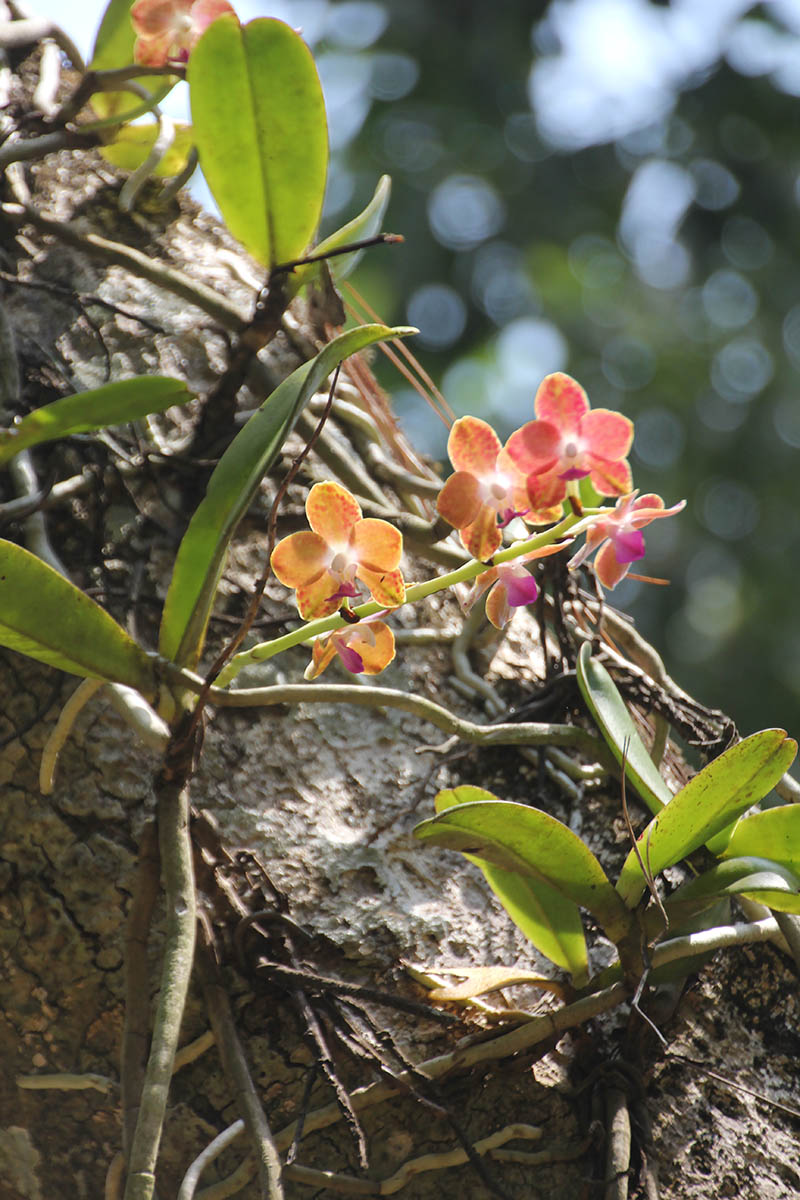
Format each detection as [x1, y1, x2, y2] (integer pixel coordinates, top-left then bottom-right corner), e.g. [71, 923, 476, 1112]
[469, 542, 569, 629]
[437, 416, 562, 560]
[271, 481, 405, 620]
[504, 373, 634, 506]
[568, 491, 686, 590]
[305, 615, 395, 679]
[131, 0, 236, 67]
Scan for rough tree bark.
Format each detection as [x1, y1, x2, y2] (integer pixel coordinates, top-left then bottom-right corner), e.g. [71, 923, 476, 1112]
[1, 38, 800, 1200]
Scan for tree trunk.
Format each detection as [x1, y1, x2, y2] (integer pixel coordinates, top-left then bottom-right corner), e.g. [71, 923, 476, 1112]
[2, 37, 799, 1200]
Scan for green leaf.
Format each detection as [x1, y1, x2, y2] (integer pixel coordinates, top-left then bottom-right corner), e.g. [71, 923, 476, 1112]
[666, 856, 800, 918]
[290, 175, 392, 295]
[89, 0, 175, 120]
[0, 378, 193, 466]
[434, 788, 587, 980]
[616, 729, 797, 907]
[101, 123, 195, 178]
[720, 805, 800, 874]
[0, 540, 155, 693]
[414, 796, 632, 947]
[159, 323, 414, 668]
[577, 642, 673, 815]
[188, 17, 328, 268]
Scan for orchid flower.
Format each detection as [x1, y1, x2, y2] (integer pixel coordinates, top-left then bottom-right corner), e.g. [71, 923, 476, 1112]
[437, 416, 562, 560]
[271, 481, 405, 620]
[469, 542, 569, 629]
[131, 0, 236, 66]
[568, 491, 686, 589]
[305, 615, 395, 679]
[504, 373, 634, 507]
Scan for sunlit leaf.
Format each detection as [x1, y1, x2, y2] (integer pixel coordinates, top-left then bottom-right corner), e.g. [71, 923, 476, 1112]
[159, 323, 415, 668]
[101, 122, 194, 177]
[577, 642, 672, 815]
[291, 175, 392, 295]
[188, 17, 327, 268]
[415, 795, 632, 947]
[0, 540, 155, 693]
[720, 805, 800, 874]
[616, 729, 797, 907]
[0, 378, 193, 466]
[89, 0, 175, 120]
[666, 856, 800, 918]
[434, 787, 587, 981]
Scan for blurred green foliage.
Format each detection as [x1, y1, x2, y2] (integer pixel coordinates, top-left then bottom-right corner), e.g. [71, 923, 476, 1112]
[311, 0, 800, 738]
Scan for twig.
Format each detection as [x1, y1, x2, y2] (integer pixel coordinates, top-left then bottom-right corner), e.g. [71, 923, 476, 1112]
[178, 1121, 246, 1200]
[195, 984, 628, 1186]
[39, 677, 104, 794]
[121, 822, 160, 1165]
[17, 1072, 116, 1092]
[196, 942, 284, 1200]
[124, 781, 196, 1200]
[604, 1086, 631, 1200]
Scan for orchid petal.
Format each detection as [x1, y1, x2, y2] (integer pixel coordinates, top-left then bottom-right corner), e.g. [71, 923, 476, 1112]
[581, 408, 634, 461]
[294, 572, 343, 620]
[306, 481, 362, 545]
[504, 420, 560, 476]
[131, 0, 191, 35]
[190, 0, 236, 34]
[524, 471, 566, 523]
[337, 641, 365, 673]
[357, 566, 406, 609]
[502, 568, 540, 608]
[347, 621, 395, 674]
[352, 518, 403, 571]
[447, 416, 502, 475]
[485, 581, 511, 629]
[610, 528, 645, 564]
[437, 471, 483, 530]
[534, 373, 589, 433]
[460, 505, 503, 560]
[594, 541, 631, 590]
[588, 456, 633, 497]
[270, 530, 329, 588]
[306, 636, 339, 679]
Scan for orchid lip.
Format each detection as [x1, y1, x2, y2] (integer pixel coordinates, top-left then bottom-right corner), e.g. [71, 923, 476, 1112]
[559, 467, 590, 481]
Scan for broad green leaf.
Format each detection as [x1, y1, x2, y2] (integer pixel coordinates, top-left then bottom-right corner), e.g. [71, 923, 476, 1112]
[414, 797, 632, 947]
[0, 378, 193, 466]
[434, 787, 587, 980]
[577, 642, 673, 815]
[101, 123, 195, 178]
[188, 17, 328, 268]
[159, 323, 414, 668]
[616, 729, 797, 907]
[666, 856, 800, 918]
[290, 175, 392, 296]
[89, 0, 175, 120]
[721, 805, 800, 874]
[0, 540, 155, 693]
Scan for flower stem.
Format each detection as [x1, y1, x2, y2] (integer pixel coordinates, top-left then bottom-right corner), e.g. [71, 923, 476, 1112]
[216, 510, 599, 687]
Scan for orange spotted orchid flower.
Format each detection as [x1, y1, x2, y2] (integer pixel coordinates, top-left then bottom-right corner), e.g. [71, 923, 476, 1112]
[468, 542, 569, 629]
[437, 416, 562, 561]
[270, 481, 405, 620]
[131, 0, 236, 66]
[305, 615, 395, 679]
[504, 373, 634, 507]
[568, 491, 685, 589]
